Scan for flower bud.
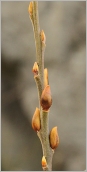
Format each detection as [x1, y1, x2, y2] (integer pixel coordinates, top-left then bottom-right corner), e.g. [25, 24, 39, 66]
[32, 62, 39, 75]
[28, 2, 33, 16]
[41, 156, 47, 169]
[40, 30, 46, 45]
[44, 68, 49, 88]
[41, 85, 52, 111]
[49, 126, 59, 149]
[32, 107, 41, 131]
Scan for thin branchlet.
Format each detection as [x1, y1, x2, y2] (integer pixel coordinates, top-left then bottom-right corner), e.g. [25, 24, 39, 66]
[28, 1, 59, 171]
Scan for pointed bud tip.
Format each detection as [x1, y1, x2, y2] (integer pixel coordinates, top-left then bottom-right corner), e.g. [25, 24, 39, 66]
[32, 62, 39, 75]
[28, 2, 33, 15]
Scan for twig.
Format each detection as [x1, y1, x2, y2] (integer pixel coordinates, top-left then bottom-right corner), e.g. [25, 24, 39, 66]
[33, 1, 44, 88]
[28, 1, 59, 171]
[38, 110, 54, 171]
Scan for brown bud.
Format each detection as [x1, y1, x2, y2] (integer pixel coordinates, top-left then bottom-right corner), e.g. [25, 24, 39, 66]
[28, 2, 33, 16]
[32, 107, 41, 131]
[32, 62, 39, 75]
[41, 156, 47, 168]
[41, 85, 52, 111]
[44, 68, 49, 88]
[40, 30, 46, 44]
[49, 126, 59, 149]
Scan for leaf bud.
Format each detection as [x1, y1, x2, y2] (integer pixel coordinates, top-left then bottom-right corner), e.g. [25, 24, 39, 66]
[40, 30, 46, 45]
[32, 62, 39, 75]
[44, 68, 49, 88]
[41, 156, 47, 169]
[41, 85, 52, 111]
[32, 107, 41, 131]
[28, 2, 33, 16]
[49, 126, 59, 149]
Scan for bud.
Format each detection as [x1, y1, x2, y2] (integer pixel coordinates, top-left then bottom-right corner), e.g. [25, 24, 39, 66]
[32, 107, 41, 131]
[49, 126, 59, 149]
[32, 62, 39, 75]
[41, 85, 52, 111]
[28, 2, 33, 16]
[40, 30, 46, 45]
[44, 68, 49, 87]
[41, 156, 47, 168]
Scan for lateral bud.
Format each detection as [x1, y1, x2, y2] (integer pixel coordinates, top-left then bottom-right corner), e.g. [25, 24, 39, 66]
[44, 68, 49, 88]
[32, 107, 41, 131]
[49, 126, 59, 149]
[28, 2, 33, 16]
[41, 85, 52, 111]
[32, 62, 39, 76]
[40, 30, 46, 45]
[41, 156, 47, 169]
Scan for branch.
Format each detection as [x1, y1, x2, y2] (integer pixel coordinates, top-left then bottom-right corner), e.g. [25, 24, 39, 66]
[28, 1, 59, 171]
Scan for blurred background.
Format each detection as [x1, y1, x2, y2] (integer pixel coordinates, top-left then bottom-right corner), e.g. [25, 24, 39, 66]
[1, 1, 86, 171]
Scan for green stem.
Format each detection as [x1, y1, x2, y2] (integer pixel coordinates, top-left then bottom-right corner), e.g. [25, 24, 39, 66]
[38, 110, 54, 171]
[33, 1, 44, 88]
[34, 75, 42, 108]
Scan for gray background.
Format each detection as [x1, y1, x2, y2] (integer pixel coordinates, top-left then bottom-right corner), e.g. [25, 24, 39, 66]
[1, 1, 86, 171]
